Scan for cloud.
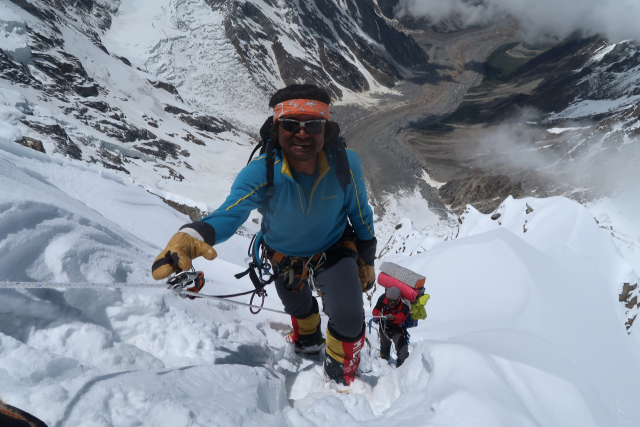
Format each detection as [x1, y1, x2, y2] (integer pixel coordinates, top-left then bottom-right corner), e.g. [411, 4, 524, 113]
[468, 109, 640, 197]
[395, 0, 640, 43]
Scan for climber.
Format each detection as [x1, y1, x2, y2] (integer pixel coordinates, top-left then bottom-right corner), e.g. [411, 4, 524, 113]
[151, 83, 377, 386]
[373, 287, 410, 367]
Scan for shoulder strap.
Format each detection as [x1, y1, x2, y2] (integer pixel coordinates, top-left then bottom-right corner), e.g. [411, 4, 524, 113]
[265, 139, 275, 201]
[325, 121, 351, 194]
[334, 137, 351, 194]
[246, 116, 275, 165]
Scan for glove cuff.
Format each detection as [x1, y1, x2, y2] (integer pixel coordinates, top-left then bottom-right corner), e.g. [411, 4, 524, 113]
[180, 221, 216, 246]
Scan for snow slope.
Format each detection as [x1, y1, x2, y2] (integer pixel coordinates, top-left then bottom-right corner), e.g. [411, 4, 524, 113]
[2, 138, 640, 426]
[0, 0, 257, 215]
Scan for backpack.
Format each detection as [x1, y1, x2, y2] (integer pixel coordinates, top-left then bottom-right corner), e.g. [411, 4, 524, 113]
[403, 293, 430, 328]
[247, 116, 351, 203]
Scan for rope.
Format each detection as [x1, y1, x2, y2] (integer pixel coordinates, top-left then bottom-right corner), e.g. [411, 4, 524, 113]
[179, 290, 288, 315]
[2, 282, 392, 319]
[0, 281, 290, 315]
[0, 282, 168, 289]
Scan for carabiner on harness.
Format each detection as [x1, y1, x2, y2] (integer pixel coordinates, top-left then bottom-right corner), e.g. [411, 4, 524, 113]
[235, 230, 281, 305]
[305, 252, 326, 292]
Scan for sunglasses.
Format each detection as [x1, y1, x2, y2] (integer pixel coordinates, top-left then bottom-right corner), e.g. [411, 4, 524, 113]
[278, 119, 326, 134]
[387, 298, 400, 305]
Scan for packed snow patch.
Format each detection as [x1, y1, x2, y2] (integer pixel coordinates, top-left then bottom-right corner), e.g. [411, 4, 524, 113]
[0, 122, 21, 141]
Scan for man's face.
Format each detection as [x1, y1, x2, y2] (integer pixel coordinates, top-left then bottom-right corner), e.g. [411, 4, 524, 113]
[387, 297, 400, 308]
[278, 114, 325, 163]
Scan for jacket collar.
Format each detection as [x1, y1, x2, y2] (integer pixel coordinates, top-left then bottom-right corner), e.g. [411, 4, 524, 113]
[281, 150, 330, 180]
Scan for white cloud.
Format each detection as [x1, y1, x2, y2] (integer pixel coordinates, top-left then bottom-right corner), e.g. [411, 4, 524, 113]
[395, 0, 640, 43]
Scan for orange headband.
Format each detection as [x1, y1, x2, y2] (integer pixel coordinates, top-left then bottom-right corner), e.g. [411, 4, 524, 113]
[272, 99, 330, 122]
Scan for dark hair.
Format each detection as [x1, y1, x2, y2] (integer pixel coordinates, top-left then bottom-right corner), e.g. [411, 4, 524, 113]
[268, 84, 335, 146]
[268, 83, 331, 108]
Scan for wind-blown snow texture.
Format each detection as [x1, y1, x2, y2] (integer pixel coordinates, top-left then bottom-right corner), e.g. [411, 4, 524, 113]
[2, 138, 640, 426]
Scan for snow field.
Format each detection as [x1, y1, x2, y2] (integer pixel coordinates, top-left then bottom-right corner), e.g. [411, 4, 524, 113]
[378, 195, 640, 426]
[2, 136, 640, 426]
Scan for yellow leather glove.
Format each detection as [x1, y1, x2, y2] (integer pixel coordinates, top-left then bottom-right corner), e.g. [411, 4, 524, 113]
[152, 232, 217, 280]
[356, 258, 375, 292]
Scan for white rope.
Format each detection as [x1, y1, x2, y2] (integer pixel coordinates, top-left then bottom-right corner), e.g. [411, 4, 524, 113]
[0, 281, 290, 315]
[1, 282, 385, 319]
[179, 290, 289, 315]
[0, 282, 167, 289]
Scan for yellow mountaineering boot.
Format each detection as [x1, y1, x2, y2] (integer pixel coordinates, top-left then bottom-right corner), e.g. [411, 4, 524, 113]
[289, 298, 325, 354]
[324, 324, 366, 386]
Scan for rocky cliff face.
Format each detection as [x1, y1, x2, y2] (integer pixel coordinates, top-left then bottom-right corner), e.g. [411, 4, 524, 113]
[0, 0, 247, 210]
[455, 37, 640, 125]
[411, 36, 640, 213]
[207, 0, 428, 100]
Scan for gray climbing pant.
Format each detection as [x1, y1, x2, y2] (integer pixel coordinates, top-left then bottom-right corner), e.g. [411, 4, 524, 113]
[379, 326, 409, 367]
[275, 256, 365, 340]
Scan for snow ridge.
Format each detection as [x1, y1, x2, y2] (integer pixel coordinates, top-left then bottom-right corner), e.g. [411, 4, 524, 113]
[2, 141, 640, 426]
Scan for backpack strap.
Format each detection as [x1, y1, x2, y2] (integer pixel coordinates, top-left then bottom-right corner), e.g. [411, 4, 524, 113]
[325, 121, 351, 194]
[265, 138, 276, 200]
[333, 136, 351, 194]
[246, 143, 262, 165]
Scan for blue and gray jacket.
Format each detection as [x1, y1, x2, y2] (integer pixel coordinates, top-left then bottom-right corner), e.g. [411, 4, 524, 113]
[182, 147, 376, 262]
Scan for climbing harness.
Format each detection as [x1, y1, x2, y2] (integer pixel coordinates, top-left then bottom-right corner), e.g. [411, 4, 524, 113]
[235, 229, 354, 301]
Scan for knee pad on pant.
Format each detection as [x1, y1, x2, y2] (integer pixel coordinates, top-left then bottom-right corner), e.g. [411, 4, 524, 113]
[324, 323, 365, 385]
[291, 297, 320, 341]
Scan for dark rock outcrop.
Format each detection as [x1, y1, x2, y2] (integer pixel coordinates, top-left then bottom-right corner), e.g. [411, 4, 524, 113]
[17, 137, 46, 153]
[164, 104, 190, 115]
[620, 282, 639, 334]
[0, 50, 39, 87]
[150, 191, 207, 221]
[271, 39, 343, 99]
[148, 79, 180, 95]
[21, 120, 82, 159]
[95, 120, 156, 143]
[178, 114, 227, 134]
[164, 104, 231, 135]
[134, 139, 185, 161]
[208, 0, 428, 98]
[439, 173, 524, 214]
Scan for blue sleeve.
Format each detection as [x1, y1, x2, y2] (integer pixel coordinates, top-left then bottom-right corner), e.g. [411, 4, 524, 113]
[199, 155, 268, 244]
[344, 149, 375, 241]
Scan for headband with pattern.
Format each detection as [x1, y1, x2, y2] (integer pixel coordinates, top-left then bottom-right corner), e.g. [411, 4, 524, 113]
[272, 99, 330, 122]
